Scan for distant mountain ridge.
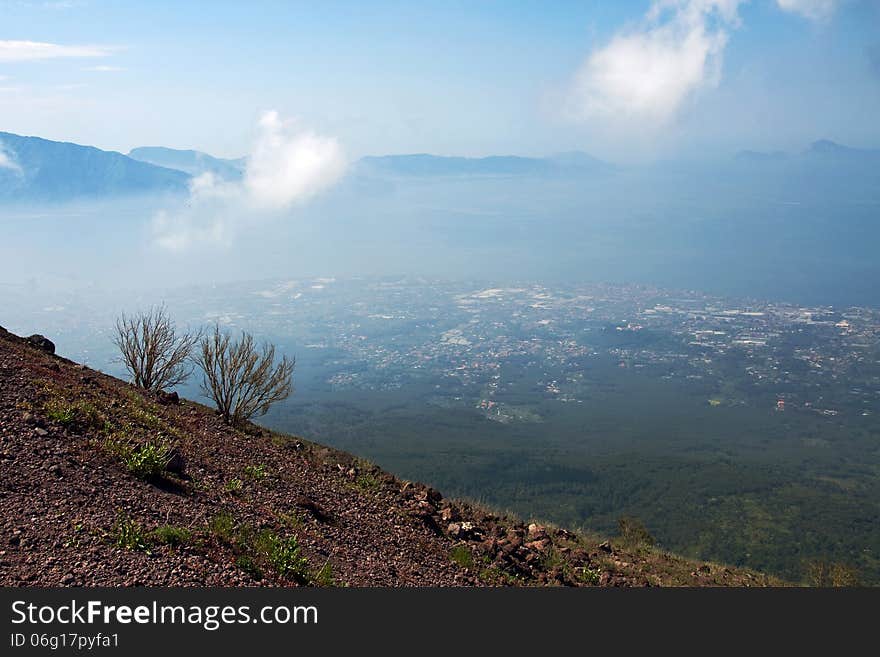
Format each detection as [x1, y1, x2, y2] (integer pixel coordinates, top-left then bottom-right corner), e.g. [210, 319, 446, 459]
[356, 151, 612, 177]
[0, 130, 618, 203]
[0, 132, 190, 201]
[735, 150, 789, 162]
[128, 146, 245, 181]
[3, 129, 878, 203]
[735, 139, 880, 163]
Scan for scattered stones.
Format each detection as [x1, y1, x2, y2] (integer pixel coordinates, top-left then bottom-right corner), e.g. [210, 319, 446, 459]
[524, 538, 551, 552]
[417, 487, 442, 504]
[440, 506, 460, 522]
[294, 496, 333, 523]
[527, 523, 549, 541]
[447, 521, 483, 541]
[164, 449, 186, 475]
[155, 390, 179, 405]
[26, 335, 55, 354]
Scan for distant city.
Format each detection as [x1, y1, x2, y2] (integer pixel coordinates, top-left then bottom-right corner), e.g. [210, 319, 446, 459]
[195, 277, 880, 421]
[7, 276, 880, 420]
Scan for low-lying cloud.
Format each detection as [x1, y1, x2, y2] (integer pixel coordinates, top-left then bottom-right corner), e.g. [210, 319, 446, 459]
[0, 143, 22, 173]
[245, 111, 347, 211]
[151, 111, 347, 252]
[0, 40, 114, 62]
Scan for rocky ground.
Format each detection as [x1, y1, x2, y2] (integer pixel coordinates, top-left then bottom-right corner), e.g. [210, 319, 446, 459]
[0, 325, 783, 587]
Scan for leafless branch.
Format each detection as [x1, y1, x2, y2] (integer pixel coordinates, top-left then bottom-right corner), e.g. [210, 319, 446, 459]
[113, 305, 200, 392]
[194, 324, 295, 426]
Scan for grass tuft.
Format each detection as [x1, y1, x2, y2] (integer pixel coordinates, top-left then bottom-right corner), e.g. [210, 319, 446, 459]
[151, 525, 191, 548]
[243, 464, 268, 481]
[224, 478, 244, 495]
[254, 530, 309, 582]
[314, 560, 335, 586]
[450, 544, 474, 569]
[208, 512, 236, 543]
[112, 513, 150, 552]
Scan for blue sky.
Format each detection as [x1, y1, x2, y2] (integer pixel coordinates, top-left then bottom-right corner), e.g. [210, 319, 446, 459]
[1, 0, 879, 161]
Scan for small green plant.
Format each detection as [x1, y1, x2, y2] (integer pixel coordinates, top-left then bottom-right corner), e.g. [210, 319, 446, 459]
[208, 512, 236, 543]
[255, 530, 309, 581]
[450, 544, 474, 569]
[128, 405, 164, 431]
[46, 404, 76, 425]
[123, 395, 186, 442]
[355, 472, 381, 491]
[224, 478, 244, 495]
[479, 566, 520, 585]
[541, 548, 567, 572]
[112, 513, 150, 552]
[120, 438, 172, 481]
[314, 561, 335, 586]
[63, 521, 86, 549]
[244, 464, 267, 481]
[578, 567, 601, 585]
[151, 525, 191, 548]
[235, 555, 263, 580]
[617, 516, 656, 548]
[279, 512, 303, 529]
[45, 399, 104, 432]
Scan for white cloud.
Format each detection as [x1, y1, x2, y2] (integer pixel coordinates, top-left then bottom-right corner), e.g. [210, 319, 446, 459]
[245, 111, 347, 210]
[152, 111, 347, 252]
[0, 40, 114, 63]
[565, 0, 746, 126]
[82, 65, 124, 72]
[776, 0, 840, 20]
[0, 144, 22, 174]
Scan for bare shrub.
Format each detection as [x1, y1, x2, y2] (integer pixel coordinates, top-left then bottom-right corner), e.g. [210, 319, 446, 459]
[113, 306, 199, 392]
[617, 516, 656, 548]
[806, 560, 861, 587]
[195, 324, 294, 426]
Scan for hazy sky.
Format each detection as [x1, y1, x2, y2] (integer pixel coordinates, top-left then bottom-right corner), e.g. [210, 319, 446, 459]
[1, 0, 879, 161]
